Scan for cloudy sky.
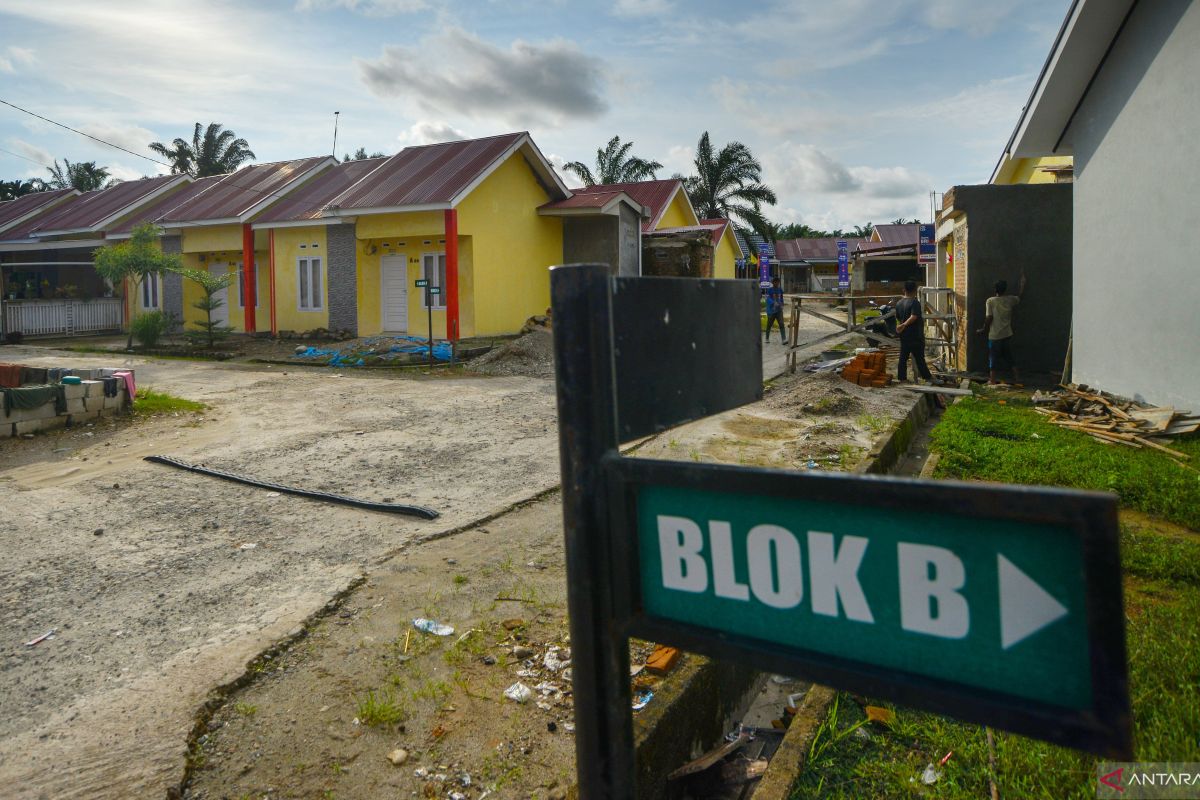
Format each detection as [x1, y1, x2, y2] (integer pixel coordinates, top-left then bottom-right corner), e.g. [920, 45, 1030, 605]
[0, 0, 1070, 230]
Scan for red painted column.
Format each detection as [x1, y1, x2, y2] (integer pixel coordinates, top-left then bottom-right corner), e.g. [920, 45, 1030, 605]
[241, 223, 257, 333]
[268, 229, 277, 335]
[444, 208, 459, 342]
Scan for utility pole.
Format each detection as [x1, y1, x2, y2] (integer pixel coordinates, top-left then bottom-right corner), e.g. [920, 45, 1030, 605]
[332, 111, 340, 159]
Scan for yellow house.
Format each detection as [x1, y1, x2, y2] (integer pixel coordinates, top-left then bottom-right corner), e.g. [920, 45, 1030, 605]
[990, 153, 1074, 185]
[252, 132, 570, 339]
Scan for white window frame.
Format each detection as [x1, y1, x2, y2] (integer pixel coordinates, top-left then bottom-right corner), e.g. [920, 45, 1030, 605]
[421, 252, 446, 310]
[139, 273, 159, 310]
[297, 256, 324, 312]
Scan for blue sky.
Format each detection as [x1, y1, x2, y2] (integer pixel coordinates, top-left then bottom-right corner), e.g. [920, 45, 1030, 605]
[0, 0, 1070, 230]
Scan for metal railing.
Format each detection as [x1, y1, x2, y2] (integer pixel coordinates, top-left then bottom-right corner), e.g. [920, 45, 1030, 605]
[3, 298, 124, 337]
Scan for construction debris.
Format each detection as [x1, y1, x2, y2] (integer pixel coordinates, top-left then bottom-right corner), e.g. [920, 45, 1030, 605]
[1034, 385, 1198, 459]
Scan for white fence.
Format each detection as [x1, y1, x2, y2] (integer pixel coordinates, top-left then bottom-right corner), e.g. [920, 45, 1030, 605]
[3, 298, 124, 337]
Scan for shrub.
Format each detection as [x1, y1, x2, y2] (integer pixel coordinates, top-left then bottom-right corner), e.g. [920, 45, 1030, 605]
[131, 310, 172, 348]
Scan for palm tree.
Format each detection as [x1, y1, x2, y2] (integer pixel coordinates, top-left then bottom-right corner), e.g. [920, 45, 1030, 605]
[853, 223, 874, 239]
[344, 147, 386, 161]
[44, 159, 111, 192]
[149, 122, 256, 177]
[682, 132, 777, 239]
[564, 136, 663, 187]
[0, 178, 40, 201]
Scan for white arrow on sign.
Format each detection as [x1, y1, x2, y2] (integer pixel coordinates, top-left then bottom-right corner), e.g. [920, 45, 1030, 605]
[998, 554, 1069, 649]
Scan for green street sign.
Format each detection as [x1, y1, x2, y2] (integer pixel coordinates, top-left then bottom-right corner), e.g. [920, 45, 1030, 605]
[415, 278, 429, 287]
[606, 456, 1131, 758]
[428, 287, 441, 296]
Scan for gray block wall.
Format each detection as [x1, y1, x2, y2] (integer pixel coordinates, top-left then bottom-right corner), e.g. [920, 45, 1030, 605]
[618, 204, 642, 277]
[160, 235, 184, 327]
[953, 183, 1072, 375]
[326, 223, 359, 335]
[563, 217, 620, 274]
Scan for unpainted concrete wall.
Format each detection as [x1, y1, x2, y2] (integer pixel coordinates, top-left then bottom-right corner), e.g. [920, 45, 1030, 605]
[563, 217, 621, 275]
[1061, 0, 1199, 409]
[953, 183, 1073, 375]
[618, 204, 641, 277]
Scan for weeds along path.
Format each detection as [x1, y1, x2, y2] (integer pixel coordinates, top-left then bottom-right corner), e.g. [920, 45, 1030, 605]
[0, 347, 561, 800]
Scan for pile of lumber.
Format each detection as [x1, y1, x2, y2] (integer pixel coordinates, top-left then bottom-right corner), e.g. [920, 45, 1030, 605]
[1034, 385, 1198, 461]
[841, 352, 892, 388]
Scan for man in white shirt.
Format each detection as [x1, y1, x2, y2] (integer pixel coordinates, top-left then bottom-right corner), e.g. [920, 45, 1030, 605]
[977, 270, 1026, 385]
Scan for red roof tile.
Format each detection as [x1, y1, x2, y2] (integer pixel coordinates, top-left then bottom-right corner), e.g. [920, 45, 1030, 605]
[0, 189, 76, 234]
[157, 156, 331, 224]
[570, 179, 685, 232]
[253, 158, 387, 224]
[329, 133, 527, 211]
[24, 174, 186, 236]
[107, 176, 225, 236]
[540, 189, 628, 210]
[655, 218, 733, 249]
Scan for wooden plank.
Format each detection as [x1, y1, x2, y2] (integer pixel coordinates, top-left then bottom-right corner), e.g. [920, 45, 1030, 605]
[1133, 436, 1190, 460]
[1129, 407, 1175, 432]
[668, 733, 750, 780]
[903, 385, 973, 397]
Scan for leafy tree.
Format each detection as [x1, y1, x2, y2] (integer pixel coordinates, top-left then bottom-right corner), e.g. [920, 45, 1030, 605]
[344, 147, 386, 161]
[891, 217, 921, 225]
[169, 265, 237, 349]
[682, 132, 777, 239]
[149, 122, 256, 177]
[853, 222, 874, 239]
[93, 224, 181, 349]
[564, 135, 663, 186]
[0, 178, 40, 201]
[44, 159, 112, 191]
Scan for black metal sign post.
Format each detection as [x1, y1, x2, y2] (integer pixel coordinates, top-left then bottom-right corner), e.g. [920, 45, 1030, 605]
[416, 278, 435, 368]
[550, 264, 1130, 799]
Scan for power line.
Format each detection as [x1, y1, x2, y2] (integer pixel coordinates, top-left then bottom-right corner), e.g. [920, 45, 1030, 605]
[0, 145, 53, 170]
[0, 98, 173, 168]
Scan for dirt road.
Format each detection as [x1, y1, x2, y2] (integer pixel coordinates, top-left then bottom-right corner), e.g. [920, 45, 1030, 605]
[0, 349, 562, 799]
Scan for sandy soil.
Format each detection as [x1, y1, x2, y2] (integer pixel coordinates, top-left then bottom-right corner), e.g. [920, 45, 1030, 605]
[0, 346, 562, 800]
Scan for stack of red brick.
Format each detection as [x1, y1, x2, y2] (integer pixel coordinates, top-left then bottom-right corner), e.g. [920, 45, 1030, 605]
[841, 352, 892, 388]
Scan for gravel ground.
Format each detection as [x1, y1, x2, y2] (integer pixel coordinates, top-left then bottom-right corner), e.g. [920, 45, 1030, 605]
[0, 346, 562, 799]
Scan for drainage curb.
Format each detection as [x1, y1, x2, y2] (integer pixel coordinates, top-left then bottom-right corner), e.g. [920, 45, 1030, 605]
[747, 385, 950, 799]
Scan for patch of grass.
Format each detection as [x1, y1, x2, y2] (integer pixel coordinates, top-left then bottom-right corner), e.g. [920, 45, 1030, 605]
[411, 678, 452, 704]
[453, 574, 469, 587]
[854, 413, 891, 435]
[233, 702, 257, 717]
[931, 397, 1200, 529]
[354, 689, 408, 728]
[133, 388, 206, 415]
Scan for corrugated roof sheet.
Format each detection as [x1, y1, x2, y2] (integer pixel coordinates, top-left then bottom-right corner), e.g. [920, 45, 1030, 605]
[330, 133, 525, 210]
[656, 218, 733, 248]
[158, 156, 330, 224]
[0, 189, 76, 233]
[539, 189, 627, 210]
[254, 158, 387, 224]
[107, 175, 225, 235]
[872, 223, 919, 247]
[570, 179, 682, 232]
[736, 230, 776, 260]
[26, 174, 185, 235]
[776, 237, 866, 262]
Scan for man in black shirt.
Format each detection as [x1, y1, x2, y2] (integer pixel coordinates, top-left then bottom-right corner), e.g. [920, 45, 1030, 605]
[894, 280, 931, 383]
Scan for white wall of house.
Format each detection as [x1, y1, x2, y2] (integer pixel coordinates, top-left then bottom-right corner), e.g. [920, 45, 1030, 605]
[1064, 0, 1200, 410]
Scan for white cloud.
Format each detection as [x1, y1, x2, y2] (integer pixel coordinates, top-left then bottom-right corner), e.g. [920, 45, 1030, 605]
[662, 144, 693, 177]
[77, 122, 159, 157]
[396, 120, 467, 146]
[8, 138, 53, 169]
[358, 28, 608, 127]
[294, 0, 427, 15]
[0, 46, 36, 73]
[613, 0, 673, 17]
[544, 152, 572, 185]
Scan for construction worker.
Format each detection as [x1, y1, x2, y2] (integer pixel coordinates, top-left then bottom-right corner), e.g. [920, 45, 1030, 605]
[977, 270, 1027, 385]
[764, 276, 786, 345]
[894, 279, 932, 383]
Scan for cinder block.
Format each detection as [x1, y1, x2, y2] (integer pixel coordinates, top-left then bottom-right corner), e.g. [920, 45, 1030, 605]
[63, 384, 86, 400]
[0, 422, 12, 438]
[103, 394, 123, 410]
[67, 398, 86, 415]
[2, 403, 58, 424]
[82, 380, 103, 399]
[69, 410, 102, 425]
[15, 417, 63, 435]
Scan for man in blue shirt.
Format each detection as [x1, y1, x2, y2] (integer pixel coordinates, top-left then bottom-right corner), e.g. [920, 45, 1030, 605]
[764, 277, 786, 345]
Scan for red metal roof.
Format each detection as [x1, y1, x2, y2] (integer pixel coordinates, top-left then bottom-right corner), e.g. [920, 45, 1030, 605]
[329, 133, 526, 210]
[157, 156, 331, 224]
[872, 223, 919, 247]
[107, 176, 225, 236]
[253, 158, 387, 224]
[570, 179, 684, 232]
[775, 237, 867, 262]
[24, 174, 185, 235]
[0, 189, 76, 234]
[539, 189, 627, 210]
[655, 218, 733, 248]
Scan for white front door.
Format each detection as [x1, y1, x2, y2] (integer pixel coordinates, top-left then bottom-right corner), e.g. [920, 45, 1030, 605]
[380, 254, 408, 332]
[210, 263, 230, 327]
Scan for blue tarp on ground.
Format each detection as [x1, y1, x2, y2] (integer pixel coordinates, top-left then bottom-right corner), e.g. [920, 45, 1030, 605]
[293, 336, 453, 366]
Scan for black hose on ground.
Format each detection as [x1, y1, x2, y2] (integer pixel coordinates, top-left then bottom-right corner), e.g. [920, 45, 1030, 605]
[143, 455, 440, 520]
